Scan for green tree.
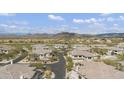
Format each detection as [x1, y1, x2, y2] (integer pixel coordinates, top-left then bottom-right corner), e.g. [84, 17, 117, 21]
[66, 57, 74, 72]
[103, 59, 118, 67]
[30, 63, 43, 69]
[117, 53, 124, 61]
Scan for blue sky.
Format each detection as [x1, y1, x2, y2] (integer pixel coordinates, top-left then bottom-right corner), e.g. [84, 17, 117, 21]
[0, 13, 124, 34]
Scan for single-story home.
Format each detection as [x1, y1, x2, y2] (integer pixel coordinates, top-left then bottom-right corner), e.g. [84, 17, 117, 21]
[54, 44, 68, 49]
[72, 44, 88, 49]
[0, 45, 14, 54]
[93, 46, 124, 56]
[116, 43, 124, 49]
[32, 44, 52, 61]
[69, 49, 98, 61]
[104, 47, 124, 55]
[0, 64, 35, 79]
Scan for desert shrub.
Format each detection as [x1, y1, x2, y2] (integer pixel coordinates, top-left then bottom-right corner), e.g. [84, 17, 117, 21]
[103, 59, 118, 67]
[117, 53, 124, 61]
[91, 48, 108, 55]
[66, 57, 74, 72]
[30, 63, 43, 69]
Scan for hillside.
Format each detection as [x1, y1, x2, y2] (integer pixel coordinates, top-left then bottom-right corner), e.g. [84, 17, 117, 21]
[0, 32, 124, 39]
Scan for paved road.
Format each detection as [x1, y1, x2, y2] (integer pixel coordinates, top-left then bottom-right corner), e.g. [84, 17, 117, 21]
[0, 51, 66, 79]
[13, 51, 28, 64]
[0, 50, 28, 66]
[47, 52, 66, 79]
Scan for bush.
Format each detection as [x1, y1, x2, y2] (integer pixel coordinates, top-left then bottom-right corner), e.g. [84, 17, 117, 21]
[103, 59, 118, 67]
[117, 53, 124, 61]
[43, 69, 52, 79]
[66, 57, 74, 72]
[30, 63, 43, 69]
[91, 48, 108, 55]
[49, 56, 58, 62]
[103, 59, 124, 71]
[118, 66, 124, 71]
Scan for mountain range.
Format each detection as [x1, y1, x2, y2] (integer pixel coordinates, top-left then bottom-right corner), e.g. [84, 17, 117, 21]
[0, 32, 124, 38]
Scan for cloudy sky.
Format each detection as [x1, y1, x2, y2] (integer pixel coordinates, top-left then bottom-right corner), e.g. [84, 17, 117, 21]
[0, 13, 124, 34]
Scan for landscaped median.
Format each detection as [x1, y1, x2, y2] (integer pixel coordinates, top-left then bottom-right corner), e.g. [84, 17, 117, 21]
[30, 63, 55, 79]
[103, 59, 124, 71]
[65, 56, 74, 72]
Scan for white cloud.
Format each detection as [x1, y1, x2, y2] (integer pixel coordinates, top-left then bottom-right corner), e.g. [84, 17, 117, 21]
[73, 16, 118, 25]
[109, 26, 120, 32]
[73, 18, 97, 24]
[100, 13, 112, 16]
[9, 25, 17, 28]
[0, 20, 28, 34]
[0, 24, 9, 27]
[48, 15, 64, 21]
[119, 16, 124, 20]
[107, 17, 114, 22]
[73, 18, 84, 23]
[87, 18, 97, 23]
[98, 18, 105, 22]
[0, 25, 31, 34]
[86, 21, 124, 34]
[84, 19, 90, 23]
[89, 22, 105, 29]
[0, 13, 16, 16]
[113, 24, 118, 27]
[86, 22, 107, 34]
[0, 24, 16, 29]
[7, 20, 29, 25]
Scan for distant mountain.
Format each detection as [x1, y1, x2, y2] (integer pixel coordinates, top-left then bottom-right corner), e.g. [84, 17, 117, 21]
[53, 32, 77, 38]
[96, 33, 124, 37]
[0, 32, 124, 38]
[53, 32, 95, 38]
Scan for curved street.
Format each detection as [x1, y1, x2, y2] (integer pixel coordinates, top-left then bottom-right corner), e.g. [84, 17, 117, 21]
[0, 50, 66, 79]
[46, 52, 66, 79]
[0, 49, 28, 66]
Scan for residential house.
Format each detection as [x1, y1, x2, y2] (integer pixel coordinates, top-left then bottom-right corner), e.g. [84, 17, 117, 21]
[0, 45, 14, 54]
[32, 44, 52, 61]
[100, 46, 124, 60]
[0, 64, 35, 79]
[54, 44, 68, 49]
[89, 44, 124, 57]
[116, 43, 124, 49]
[72, 44, 88, 49]
[107, 47, 124, 55]
[101, 47, 124, 56]
[69, 49, 98, 62]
